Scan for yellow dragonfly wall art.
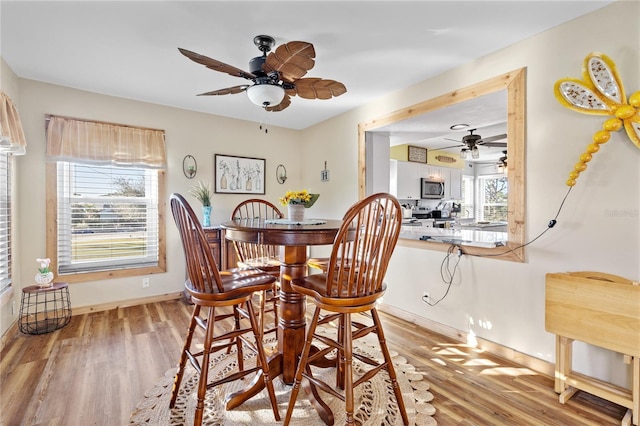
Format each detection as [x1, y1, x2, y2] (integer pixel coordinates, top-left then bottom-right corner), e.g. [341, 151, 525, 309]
[554, 52, 640, 187]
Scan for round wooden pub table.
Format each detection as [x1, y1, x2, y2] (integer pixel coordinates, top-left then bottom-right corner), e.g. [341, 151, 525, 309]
[221, 218, 343, 422]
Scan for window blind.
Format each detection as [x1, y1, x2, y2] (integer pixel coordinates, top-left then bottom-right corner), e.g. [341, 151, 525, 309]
[0, 154, 11, 292]
[56, 162, 160, 274]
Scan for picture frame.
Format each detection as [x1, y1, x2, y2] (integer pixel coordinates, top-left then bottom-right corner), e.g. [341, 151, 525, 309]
[214, 154, 265, 194]
[408, 145, 427, 163]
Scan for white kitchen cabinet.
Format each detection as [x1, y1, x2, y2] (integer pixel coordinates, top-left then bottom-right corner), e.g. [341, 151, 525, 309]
[448, 168, 462, 199]
[422, 164, 444, 180]
[390, 160, 420, 199]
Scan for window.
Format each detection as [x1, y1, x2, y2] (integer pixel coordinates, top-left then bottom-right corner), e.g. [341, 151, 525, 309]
[460, 175, 475, 219]
[1, 91, 27, 296]
[0, 154, 11, 293]
[45, 115, 166, 282]
[55, 162, 161, 274]
[478, 175, 508, 222]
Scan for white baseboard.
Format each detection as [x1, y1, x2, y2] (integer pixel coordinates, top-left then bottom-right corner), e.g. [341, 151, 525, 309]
[71, 292, 184, 316]
[378, 302, 554, 378]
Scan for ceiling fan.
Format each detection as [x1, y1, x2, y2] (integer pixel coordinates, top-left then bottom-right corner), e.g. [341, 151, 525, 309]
[178, 35, 347, 112]
[498, 150, 508, 167]
[441, 129, 507, 159]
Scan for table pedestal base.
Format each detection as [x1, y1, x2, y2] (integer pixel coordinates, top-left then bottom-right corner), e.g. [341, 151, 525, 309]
[226, 245, 336, 424]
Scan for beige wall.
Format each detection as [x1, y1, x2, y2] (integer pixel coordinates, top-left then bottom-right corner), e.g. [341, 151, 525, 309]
[2, 0, 638, 388]
[302, 0, 639, 386]
[3, 78, 303, 337]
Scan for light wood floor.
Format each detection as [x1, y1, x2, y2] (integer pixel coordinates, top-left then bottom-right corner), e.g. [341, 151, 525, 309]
[1, 298, 627, 425]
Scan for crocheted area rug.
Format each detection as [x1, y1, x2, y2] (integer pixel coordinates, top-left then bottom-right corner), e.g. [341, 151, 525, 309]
[130, 327, 437, 425]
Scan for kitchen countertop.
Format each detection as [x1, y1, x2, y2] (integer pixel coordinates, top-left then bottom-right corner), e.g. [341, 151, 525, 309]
[400, 224, 508, 248]
[455, 221, 507, 229]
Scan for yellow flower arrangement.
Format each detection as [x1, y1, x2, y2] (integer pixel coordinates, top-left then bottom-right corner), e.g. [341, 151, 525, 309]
[279, 190, 319, 208]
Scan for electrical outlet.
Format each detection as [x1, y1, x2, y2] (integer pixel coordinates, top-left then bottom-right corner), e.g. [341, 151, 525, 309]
[142, 277, 150, 288]
[422, 291, 430, 304]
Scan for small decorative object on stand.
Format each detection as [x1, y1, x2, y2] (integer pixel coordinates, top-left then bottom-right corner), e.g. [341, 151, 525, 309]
[279, 190, 320, 222]
[35, 258, 54, 287]
[189, 180, 213, 227]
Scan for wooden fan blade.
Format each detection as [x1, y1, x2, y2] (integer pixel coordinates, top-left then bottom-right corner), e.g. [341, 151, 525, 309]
[480, 142, 507, 147]
[264, 41, 315, 82]
[478, 133, 507, 143]
[178, 48, 256, 80]
[265, 95, 291, 112]
[439, 143, 464, 150]
[444, 137, 462, 143]
[291, 78, 347, 100]
[197, 85, 249, 96]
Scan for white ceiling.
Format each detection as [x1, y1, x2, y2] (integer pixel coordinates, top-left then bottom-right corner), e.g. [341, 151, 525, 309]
[1, 1, 612, 133]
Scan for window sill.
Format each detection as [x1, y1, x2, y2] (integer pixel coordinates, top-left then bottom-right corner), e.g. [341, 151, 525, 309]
[0, 286, 15, 308]
[56, 265, 166, 284]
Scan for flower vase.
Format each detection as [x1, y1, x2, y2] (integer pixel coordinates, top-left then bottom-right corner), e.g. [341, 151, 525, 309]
[35, 272, 54, 287]
[288, 204, 305, 222]
[202, 206, 212, 227]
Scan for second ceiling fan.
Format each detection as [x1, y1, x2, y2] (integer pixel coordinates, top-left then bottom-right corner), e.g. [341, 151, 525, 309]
[442, 129, 507, 159]
[179, 35, 347, 112]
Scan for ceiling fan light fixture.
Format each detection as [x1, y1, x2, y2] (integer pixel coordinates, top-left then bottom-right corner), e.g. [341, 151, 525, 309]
[450, 123, 469, 131]
[471, 146, 480, 159]
[460, 148, 468, 159]
[246, 84, 285, 108]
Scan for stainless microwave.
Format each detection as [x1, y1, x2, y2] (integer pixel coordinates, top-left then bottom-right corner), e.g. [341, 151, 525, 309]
[421, 179, 445, 199]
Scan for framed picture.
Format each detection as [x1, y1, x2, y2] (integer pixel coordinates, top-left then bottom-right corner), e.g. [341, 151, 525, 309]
[408, 145, 427, 163]
[214, 154, 265, 194]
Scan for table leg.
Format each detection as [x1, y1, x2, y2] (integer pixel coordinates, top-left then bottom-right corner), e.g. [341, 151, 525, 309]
[226, 354, 282, 410]
[632, 356, 638, 426]
[278, 245, 308, 384]
[555, 335, 572, 395]
[228, 242, 335, 424]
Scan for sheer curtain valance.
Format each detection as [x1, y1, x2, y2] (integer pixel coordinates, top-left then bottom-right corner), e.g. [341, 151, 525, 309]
[46, 115, 166, 169]
[0, 91, 27, 155]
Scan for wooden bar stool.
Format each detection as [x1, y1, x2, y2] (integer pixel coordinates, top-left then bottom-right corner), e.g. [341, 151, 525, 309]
[170, 193, 280, 426]
[231, 199, 284, 338]
[283, 193, 409, 426]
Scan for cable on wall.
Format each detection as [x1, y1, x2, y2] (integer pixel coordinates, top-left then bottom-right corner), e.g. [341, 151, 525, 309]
[473, 186, 573, 258]
[422, 186, 573, 306]
[422, 244, 462, 306]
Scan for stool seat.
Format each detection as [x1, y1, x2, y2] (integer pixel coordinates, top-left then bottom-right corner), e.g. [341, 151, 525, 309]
[19, 282, 71, 335]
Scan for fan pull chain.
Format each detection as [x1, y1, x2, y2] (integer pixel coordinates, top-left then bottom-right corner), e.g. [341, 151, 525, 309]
[259, 109, 269, 134]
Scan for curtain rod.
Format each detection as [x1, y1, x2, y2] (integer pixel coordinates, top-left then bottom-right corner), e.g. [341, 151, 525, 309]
[45, 114, 165, 133]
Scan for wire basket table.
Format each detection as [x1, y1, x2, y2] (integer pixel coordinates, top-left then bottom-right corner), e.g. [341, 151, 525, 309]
[19, 282, 71, 335]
